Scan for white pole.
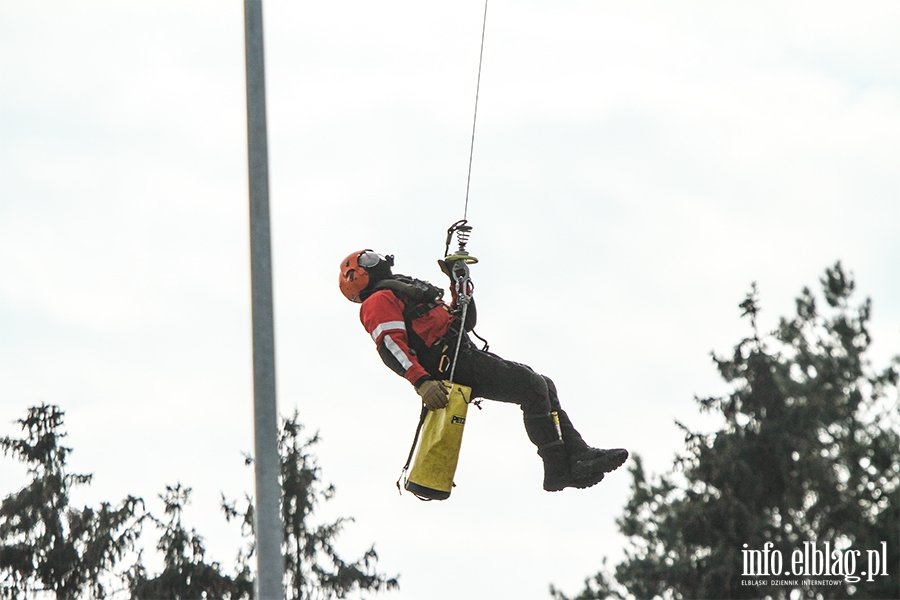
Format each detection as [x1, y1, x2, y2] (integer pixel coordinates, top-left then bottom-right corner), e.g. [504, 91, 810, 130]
[243, 1, 284, 598]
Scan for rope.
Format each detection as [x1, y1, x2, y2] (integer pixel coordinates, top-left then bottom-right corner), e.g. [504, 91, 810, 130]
[463, 0, 489, 221]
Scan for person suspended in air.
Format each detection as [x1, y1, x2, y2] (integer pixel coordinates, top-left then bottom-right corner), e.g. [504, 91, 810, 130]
[338, 247, 628, 492]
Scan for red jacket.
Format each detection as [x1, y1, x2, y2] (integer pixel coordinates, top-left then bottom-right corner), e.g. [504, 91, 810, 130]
[360, 289, 455, 386]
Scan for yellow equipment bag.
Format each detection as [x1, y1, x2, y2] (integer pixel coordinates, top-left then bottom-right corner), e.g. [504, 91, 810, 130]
[404, 382, 472, 500]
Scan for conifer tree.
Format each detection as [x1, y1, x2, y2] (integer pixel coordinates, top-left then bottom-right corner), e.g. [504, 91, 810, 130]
[127, 484, 252, 599]
[0, 404, 144, 599]
[554, 263, 899, 600]
[223, 411, 400, 600]
[2, 407, 399, 599]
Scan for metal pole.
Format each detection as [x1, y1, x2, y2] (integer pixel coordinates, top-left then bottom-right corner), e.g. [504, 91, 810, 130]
[243, 1, 284, 598]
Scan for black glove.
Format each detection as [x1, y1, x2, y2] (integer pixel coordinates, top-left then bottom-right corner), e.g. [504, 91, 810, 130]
[437, 259, 454, 280]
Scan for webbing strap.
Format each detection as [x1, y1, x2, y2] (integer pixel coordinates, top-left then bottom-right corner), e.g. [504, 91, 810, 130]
[396, 405, 429, 495]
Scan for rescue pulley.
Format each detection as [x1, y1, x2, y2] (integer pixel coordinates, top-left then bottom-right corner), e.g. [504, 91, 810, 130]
[442, 220, 476, 383]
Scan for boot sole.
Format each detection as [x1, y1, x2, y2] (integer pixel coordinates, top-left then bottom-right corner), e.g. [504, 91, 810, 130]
[571, 448, 628, 480]
[573, 472, 604, 489]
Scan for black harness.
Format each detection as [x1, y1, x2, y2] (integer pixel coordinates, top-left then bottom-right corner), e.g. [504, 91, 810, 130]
[373, 276, 461, 375]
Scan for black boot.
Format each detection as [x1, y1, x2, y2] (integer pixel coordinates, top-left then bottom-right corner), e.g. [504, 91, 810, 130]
[523, 412, 572, 492]
[571, 447, 629, 477]
[570, 448, 629, 489]
[555, 409, 628, 488]
[537, 440, 571, 492]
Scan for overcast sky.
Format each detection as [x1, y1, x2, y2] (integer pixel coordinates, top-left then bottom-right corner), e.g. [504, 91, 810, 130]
[2, 2, 899, 599]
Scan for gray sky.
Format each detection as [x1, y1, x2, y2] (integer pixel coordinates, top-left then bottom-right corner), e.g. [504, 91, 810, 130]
[2, 2, 899, 599]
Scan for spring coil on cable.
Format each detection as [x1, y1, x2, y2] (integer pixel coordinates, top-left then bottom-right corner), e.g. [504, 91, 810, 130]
[455, 226, 471, 252]
[445, 219, 472, 257]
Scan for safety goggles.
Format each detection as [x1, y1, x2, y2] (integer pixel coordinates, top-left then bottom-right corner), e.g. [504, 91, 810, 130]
[358, 250, 383, 269]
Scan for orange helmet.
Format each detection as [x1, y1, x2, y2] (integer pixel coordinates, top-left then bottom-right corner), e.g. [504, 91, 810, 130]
[339, 249, 391, 302]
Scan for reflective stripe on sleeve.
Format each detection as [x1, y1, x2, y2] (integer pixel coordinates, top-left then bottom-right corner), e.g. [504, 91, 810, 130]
[371, 320, 406, 342]
[383, 335, 413, 371]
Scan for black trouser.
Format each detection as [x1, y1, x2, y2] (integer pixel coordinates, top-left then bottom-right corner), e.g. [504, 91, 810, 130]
[416, 332, 591, 458]
[422, 333, 559, 417]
